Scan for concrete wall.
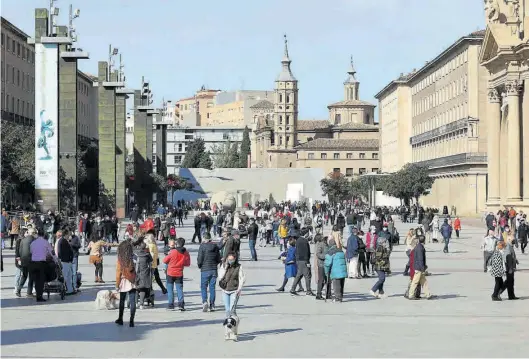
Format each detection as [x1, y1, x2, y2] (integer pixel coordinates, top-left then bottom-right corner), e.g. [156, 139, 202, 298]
[170, 168, 328, 203]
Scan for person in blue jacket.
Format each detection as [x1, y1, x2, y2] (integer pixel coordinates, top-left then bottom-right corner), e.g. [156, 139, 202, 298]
[276, 239, 304, 292]
[324, 238, 347, 302]
[345, 227, 360, 278]
[440, 218, 453, 254]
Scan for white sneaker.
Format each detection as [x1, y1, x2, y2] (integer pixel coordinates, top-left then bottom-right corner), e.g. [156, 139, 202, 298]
[370, 290, 379, 298]
[202, 302, 209, 312]
[139, 305, 144, 310]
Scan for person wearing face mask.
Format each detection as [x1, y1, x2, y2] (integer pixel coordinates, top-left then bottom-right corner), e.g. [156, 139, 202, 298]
[218, 252, 246, 319]
[277, 239, 304, 293]
[365, 226, 378, 276]
[378, 223, 392, 251]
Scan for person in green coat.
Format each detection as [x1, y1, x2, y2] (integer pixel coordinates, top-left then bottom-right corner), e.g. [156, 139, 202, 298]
[324, 239, 347, 302]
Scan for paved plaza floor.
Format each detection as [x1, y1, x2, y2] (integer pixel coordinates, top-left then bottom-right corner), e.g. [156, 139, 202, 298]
[1, 218, 529, 358]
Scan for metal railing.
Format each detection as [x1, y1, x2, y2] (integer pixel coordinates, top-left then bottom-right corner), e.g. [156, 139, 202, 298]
[415, 152, 487, 169]
[410, 117, 476, 145]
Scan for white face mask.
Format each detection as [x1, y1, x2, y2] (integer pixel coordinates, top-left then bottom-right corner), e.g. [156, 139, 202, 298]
[383, 228, 388, 231]
[371, 229, 376, 233]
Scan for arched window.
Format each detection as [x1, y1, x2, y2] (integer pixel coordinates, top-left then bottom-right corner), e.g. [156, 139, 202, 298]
[364, 114, 370, 124]
[335, 113, 341, 124]
[279, 93, 283, 103]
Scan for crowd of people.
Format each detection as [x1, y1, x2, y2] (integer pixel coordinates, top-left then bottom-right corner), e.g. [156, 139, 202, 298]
[1, 199, 525, 335]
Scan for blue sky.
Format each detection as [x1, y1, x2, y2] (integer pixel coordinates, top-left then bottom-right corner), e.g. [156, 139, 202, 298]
[2, 0, 485, 119]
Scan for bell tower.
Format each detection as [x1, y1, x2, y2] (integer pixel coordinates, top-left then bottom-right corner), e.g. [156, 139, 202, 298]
[274, 34, 298, 149]
[344, 55, 359, 101]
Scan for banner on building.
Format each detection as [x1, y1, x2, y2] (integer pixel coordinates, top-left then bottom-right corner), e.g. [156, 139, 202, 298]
[35, 43, 59, 190]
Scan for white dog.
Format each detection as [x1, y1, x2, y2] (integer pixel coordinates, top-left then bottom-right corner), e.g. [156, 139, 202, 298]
[95, 290, 120, 310]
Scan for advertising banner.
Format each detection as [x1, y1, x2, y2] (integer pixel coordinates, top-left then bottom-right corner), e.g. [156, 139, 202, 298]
[35, 43, 59, 190]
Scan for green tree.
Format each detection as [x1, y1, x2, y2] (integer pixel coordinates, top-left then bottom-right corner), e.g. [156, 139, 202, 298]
[350, 177, 370, 201]
[1, 120, 35, 200]
[210, 140, 232, 168]
[320, 172, 351, 204]
[238, 126, 251, 168]
[381, 163, 434, 204]
[181, 138, 206, 168]
[228, 143, 239, 168]
[198, 151, 213, 170]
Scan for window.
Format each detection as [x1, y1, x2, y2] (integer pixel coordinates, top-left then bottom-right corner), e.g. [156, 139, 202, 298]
[17, 42, 21, 56]
[359, 168, 366, 175]
[174, 155, 182, 164]
[372, 153, 378, 159]
[346, 153, 353, 159]
[286, 136, 290, 145]
[6, 95, 10, 111]
[11, 67, 15, 84]
[1, 65, 4, 82]
[11, 39, 15, 53]
[16, 99, 20, 114]
[333, 153, 340, 159]
[1, 33, 3, 47]
[21, 101, 25, 116]
[321, 153, 327, 159]
[184, 134, 193, 140]
[346, 168, 354, 177]
[17, 70, 20, 86]
[6, 36, 10, 50]
[22, 46, 26, 59]
[364, 114, 370, 124]
[279, 93, 283, 102]
[279, 136, 283, 145]
[286, 115, 290, 124]
[178, 144, 183, 152]
[279, 115, 283, 124]
[308, 153, 314, 160]
[152, 155, 157, 165]
[333, 168, 340, 174]
[334, 113, 341, 124]
[206, 113, 210, 119]
[372, 168, 379, 173]
[223, 133, 230, 140]
[359, 153, 365, 159]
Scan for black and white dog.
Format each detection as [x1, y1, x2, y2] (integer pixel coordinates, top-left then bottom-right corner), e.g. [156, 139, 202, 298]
[223, 296, 240, 341]
[223, 314, 240, 341]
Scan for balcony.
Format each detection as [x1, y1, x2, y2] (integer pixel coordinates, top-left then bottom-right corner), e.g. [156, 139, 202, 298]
[415, 152, 487, 169]
[410, 117, 477, 146]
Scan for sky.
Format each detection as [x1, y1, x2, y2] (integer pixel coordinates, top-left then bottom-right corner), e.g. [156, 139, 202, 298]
[1, 0, 485, 120]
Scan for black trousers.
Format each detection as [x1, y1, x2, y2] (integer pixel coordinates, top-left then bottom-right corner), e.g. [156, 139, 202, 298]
[503, 272, 515, 299]
[333, 278, 345, 301]
[316, 265, 326, 296]
[493, 277, 503, 298]
[178, 217, 184, 226]
[521, 241, 528, 254]
[10, 234, 17, 248]
[192, 228, 202, 243]
[290, 261, 312, 292]
[94, 262, 103, 279]
[118, 289, 136, 322]
[280, 275, 303, 291]
[366, 252, 373, 272]
[153, 268, 166, 292]
[358, 253, 367, 275]
[30, 261, 47, 299]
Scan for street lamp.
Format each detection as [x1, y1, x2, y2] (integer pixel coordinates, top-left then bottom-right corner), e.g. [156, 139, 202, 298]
[68, 4, 80, 46]
[49, 0, 60, 36]
[108, 45, 119, 80]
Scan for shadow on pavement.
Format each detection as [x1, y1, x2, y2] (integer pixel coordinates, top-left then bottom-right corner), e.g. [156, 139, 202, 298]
[237, 328, 302, 342]
[1, 319, 221, 346]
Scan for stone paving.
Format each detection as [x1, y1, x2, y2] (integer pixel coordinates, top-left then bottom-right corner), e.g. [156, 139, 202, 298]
[1, 218, 529, 358]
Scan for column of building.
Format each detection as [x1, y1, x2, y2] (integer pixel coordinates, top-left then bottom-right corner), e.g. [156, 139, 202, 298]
[505, 80, 522, 202]
[155, 123, 168, 203]
[523, 80, 529, 203]
[115, 76, 133, 218]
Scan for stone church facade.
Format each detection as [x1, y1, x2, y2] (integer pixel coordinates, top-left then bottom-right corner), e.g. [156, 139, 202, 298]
[482, 0, 529, 211]
[250, 37, 380, 177]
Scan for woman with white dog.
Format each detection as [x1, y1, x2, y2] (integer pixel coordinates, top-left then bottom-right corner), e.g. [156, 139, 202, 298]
[218, 252, 246, 319]
[115, 240, 137, 327]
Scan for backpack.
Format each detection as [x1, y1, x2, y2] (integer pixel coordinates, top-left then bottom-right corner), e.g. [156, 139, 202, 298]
[169, 227, 176, 237]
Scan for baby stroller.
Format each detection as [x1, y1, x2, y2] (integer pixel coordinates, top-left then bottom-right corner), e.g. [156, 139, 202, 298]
[44, 261, 66, 300]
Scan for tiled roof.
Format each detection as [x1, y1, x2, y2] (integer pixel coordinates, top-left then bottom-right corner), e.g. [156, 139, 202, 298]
[297, 120, 330, 131]
[327, 99, 376, 108]
[333, 122, 379, 131]
[250, 100, 274, 109]
[470, 29, 486, 37]
[295, 138, 379, 150]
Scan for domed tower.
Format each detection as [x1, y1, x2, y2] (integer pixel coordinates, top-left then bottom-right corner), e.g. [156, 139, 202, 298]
[344, 55, 359, 101]
[274, 34, 298, 149]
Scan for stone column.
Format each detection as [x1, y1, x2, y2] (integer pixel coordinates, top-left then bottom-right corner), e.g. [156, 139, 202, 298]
[523, 81, 529, 202]
[115, 90, 127, 219]
[487, 88, 501, 204]
[506, 80, 522, 202]
[155, 124, 168, 203]
[98, 62, 117, 212]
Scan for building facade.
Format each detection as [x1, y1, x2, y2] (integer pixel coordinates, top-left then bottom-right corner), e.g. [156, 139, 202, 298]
[156, 125, 245, 173]
[252, 39, 379, 174]
[1, 17, 36, 125]
[481, 0, 529, 211]
[175, 87, 219, 126]
[375, 73, 413, 173]
[376, 31, 489, 215]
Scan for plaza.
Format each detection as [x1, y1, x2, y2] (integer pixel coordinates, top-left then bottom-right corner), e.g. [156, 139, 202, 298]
[1, 218, 528, 358]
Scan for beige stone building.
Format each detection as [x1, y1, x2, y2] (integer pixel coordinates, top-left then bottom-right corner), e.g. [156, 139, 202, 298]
[175, 87, 219, 126]
[482, 0, 529, 212]
[375, 73, 413, 173]
[252, 37, 379, 174]
[376, 30, 489, 216]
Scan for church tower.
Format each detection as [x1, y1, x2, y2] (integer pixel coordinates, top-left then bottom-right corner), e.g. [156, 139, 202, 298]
[344, 56, 359, 101]
[274, 34, 298, 149]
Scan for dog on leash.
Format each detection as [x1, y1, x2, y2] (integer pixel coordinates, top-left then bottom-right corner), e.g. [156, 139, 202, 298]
[223, 314, 240, 341]
[95, 290, 120, 310]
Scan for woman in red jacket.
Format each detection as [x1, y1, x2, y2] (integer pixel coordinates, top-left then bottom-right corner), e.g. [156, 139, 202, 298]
[163, 238, 191, 311]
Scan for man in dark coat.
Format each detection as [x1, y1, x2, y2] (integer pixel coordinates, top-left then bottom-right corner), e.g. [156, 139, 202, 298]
[16, 227, 36, 297]
[289, 233, 314, 296]
[197, 232, 221, 311]
[247, 219, 259, 261]
[408, 236, 433, 300]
